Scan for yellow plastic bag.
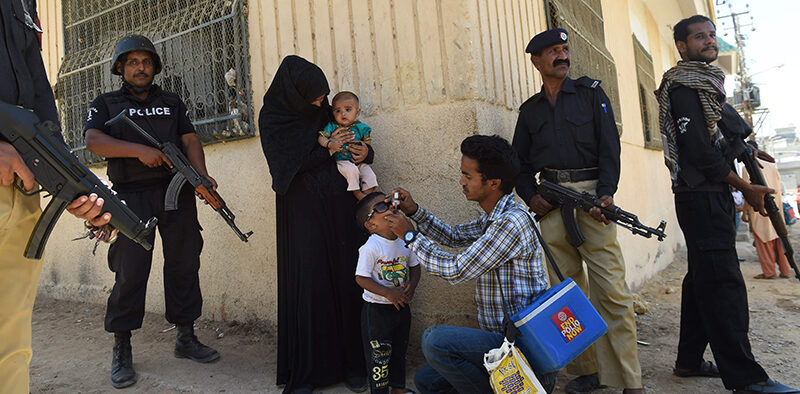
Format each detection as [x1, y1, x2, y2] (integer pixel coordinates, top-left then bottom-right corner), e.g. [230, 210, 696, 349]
[484, 338, 546, 394]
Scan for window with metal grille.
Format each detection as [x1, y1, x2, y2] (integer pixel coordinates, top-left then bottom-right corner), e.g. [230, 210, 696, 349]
[632, 34, 661, 150]
[545, 0, 622, 134]
[56, 0, 253, 165]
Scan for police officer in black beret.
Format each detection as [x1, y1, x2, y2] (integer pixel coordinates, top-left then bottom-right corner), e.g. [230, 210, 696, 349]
[84, 35, 219, 389]
[512, 28, 643, 394]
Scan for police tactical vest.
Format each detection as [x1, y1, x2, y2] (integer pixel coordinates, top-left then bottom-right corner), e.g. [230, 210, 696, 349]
[98, 87, 186, 185]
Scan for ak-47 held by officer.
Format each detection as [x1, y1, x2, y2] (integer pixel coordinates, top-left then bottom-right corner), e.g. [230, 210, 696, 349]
[84, 34, 220, 389]
[656, 14, 799, 393]
[0, 0, 123, 391]
[737, 142, 800, 282]
[534, 180, 666, 247]
[105, 110, 252, 242]
[0, 102, 157, 258]
[511, 28, 643, 393]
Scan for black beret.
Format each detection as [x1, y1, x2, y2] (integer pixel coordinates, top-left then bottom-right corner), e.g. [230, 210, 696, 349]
[526, 28, 569, 54]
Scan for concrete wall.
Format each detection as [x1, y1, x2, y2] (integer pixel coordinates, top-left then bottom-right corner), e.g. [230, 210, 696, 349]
[604, 0, 687, 286]
[35, 0, 709, 330]
[37, 0, 62, 83]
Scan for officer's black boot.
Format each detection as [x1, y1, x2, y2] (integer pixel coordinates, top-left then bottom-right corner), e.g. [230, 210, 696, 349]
[174, 323, 220, 363]
[111, 331, 137, 389]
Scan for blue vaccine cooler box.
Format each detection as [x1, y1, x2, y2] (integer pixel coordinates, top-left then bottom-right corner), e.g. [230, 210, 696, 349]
[511, 278, 607, 373]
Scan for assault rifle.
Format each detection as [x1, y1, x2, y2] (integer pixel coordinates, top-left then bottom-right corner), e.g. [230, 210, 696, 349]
[738, 144, 800, 282]
[0, 101, 157, 258]
[106, 111, 253, 242]
[536, 180, 667, 247]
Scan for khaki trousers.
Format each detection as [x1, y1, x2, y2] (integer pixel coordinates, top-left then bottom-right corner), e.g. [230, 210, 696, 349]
[537, 180, 642, 388]
[0, 185, 42, 394]
[753, 233, 791, 278]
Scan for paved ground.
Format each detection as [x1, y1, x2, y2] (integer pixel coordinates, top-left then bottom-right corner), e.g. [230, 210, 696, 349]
[30, 227, 800, 393]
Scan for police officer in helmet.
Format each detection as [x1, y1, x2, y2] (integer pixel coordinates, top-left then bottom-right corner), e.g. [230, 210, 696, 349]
[84, 34, 219, 389]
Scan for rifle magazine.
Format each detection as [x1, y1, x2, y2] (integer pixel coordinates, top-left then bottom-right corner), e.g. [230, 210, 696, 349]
[25, 198, 69, 259]
[164, 172, 187, 211]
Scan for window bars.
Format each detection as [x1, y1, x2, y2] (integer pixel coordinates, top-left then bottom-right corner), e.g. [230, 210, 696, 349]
[546, 0, 623, 134]
[57, 0, 253, 165]
[632, 34, 662, 150]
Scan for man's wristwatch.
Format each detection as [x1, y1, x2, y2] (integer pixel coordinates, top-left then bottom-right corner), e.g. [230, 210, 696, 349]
[403, 230, 418, 247]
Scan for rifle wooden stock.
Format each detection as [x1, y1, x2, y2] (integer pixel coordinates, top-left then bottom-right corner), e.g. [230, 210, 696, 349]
[195, 185, 223, 210]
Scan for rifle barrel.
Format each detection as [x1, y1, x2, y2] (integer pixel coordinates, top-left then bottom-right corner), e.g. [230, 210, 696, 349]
[105, 110, 163, 148]
[538, 181, 667, 241]
[740, 149, 800, 283]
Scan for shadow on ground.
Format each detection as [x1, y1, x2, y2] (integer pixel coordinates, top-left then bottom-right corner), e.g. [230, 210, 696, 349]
[31, 227, 800, 393]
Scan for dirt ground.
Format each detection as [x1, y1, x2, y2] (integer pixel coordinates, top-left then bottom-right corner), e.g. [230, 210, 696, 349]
[31, 228, 800, 393]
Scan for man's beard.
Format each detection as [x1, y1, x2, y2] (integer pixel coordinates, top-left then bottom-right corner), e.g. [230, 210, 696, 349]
[122, 78, 153, 94]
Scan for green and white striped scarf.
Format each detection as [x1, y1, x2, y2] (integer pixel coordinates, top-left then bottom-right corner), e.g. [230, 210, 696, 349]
[655, 61, 726, 183]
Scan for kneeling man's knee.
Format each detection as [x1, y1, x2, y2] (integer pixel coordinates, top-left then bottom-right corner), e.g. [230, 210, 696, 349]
[421, 325, 447, 360]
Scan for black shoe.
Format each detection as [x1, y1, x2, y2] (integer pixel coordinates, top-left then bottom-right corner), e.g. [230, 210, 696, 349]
[174, 323, 220, 363]
[344, 375, 367, 393]
[733, 379, 800, 393]
[111, 331, 137, 389]
[673, 360, 720, 378]
[565, 373, 605, 394]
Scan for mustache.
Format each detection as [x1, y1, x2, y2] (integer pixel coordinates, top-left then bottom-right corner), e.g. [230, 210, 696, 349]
[134, 72, 150, 78]
[703, 45, 718, 51]
[553, 59, 570, 68]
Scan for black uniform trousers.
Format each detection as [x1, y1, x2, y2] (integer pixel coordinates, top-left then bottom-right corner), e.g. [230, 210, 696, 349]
[361, 302, 411, 393]
[105, 183, 204, 333]
[674, 190, 768, 389]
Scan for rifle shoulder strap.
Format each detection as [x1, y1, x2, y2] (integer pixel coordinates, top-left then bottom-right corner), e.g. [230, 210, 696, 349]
[526, 211, 565, 283]
[493, 209, 566, 339]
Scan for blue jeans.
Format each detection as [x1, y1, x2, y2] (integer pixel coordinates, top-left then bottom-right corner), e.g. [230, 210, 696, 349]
[414, 325, 558, 394]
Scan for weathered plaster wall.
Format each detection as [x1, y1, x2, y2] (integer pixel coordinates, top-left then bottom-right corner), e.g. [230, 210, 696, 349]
[35, 0, 710, 333]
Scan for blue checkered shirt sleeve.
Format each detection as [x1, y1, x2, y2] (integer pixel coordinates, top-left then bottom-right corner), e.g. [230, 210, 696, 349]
[408, 205, 485, 247]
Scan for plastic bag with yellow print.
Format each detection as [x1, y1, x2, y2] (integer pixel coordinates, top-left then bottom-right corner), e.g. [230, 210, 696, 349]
[483, 338, 546, 394]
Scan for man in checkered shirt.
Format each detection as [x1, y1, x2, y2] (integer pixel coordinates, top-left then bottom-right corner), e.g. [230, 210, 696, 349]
[386, 135, 556, 393]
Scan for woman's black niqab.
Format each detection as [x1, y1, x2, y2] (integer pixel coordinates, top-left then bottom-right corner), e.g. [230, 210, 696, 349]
[259, 55, 331, 194]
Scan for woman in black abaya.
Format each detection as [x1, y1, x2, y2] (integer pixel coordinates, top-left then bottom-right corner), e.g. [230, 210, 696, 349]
[259, 55, 369, 393]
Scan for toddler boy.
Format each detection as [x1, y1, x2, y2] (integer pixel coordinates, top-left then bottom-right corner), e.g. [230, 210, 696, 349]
[355, 192, 421, 393]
